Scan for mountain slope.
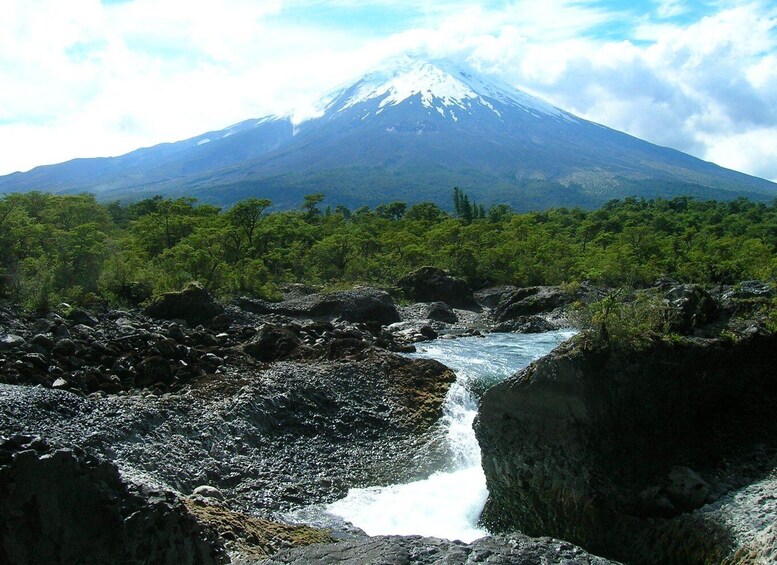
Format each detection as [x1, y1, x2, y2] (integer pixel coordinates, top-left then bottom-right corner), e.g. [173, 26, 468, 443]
[1, 56, 775, 210]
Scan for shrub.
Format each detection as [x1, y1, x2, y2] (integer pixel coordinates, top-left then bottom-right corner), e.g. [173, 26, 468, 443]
[572, 289, 677, 348]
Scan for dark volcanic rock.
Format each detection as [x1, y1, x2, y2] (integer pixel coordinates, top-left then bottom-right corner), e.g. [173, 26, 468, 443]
[664, 284, 719, 332]
[66, 308, 98, 327]
[244, 324, 306, 362]
[396, 267, 477, 309]
[0, 436, 226, 565]
[424, 301, 458, 323]
[261, 533, 617, 564]
[0, 334, 25, 350]
[474, 285, 517, 309]
[236, 287, 400, 325]
[492, 316, 558, 334]
[719, 280, 775, 316]
[0, 348, 456, 514]
[144, 283, 225, 326]
[492, 286, 573, 321]
[474, 330, 777, 564]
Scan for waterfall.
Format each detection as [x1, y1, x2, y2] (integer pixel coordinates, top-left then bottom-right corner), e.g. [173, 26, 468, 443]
[326, 330, 575, 542]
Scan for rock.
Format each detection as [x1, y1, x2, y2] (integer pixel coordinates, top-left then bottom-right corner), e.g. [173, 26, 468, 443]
[474, 330, 777, 564]
[492, 316, 558, 334]
[261, 533, 617, 564]
[278, 283, 320, 299]
[475, 285, 518, 309]
[665, 466, 710, 512]
[424, 301, 458, 323]
[726, 280, 774, 300]
[31, 333, 54, 350]
[384, 356, 456, 431]
[53, 324, 71, 339]
[52, 378, 68, 389]
[664, 284, 719, 333]
[0, 437, 226, 564]
[0, 347, 458, 517]
[185, 498, 333, 561]
[166, 322, 186, 342]
[22, 353, 47, 370]
[324, 337, 369, 360]
[136, 356, 174, 387]
[52, 338, 76, 356]
[193, 485, 225, 500]
[719, 280, 775, 316]
[144, 283, 225, 326]
[396, 267, 477, 309]
[243, 324, 305, 362]
[66, 308, 98, 327]
[492, 286, 572, 321]
[236, 287, 400, 325]
[0, 334, 25, 350]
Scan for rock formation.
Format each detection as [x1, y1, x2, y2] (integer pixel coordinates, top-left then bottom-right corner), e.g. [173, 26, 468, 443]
[260, 533, 617, 564]
[0, 436, 226, 565]
[475, 328, 777, 563]
[396, 267, 477, 309]
[235, 287, 400, 325]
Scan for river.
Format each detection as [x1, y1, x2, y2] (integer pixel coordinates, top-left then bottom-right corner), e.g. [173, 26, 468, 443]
[326, 329, 576, 542]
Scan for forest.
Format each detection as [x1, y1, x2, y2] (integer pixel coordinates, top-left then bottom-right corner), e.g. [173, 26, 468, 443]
[0, 190, 775, 311]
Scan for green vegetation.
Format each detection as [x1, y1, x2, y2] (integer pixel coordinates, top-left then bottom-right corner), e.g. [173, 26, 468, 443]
[0, 190, 775, 310]
[571, 289, 680, 348]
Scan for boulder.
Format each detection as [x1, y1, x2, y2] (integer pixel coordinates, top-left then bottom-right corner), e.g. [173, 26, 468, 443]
[664, 284, 719, 333]
[66, 308, 98, 327]
[236, 287, 400, 325]
[136, 356, 174, 387]
[0, 334, 25, 351]
[492, 316, 558, 334]
[396, 267, 477, 309]
[192, 485, 225, 501]
[492, 286, 572, 322]
[31, 334, 54, 350]
[424, 301, 458, 323]
[243, 325, 305, 362]
[665, 466, 710, 512]
[474, 330, 777, 564]
[474, 285, 518, 309]
[0, 436, 225, 564]
[52, 338, 76, 356]
[144, 283, 225, 326]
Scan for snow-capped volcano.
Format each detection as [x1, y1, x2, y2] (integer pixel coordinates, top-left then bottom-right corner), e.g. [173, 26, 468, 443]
[1, 55, 775, 209]
[323, 56, 571, 122]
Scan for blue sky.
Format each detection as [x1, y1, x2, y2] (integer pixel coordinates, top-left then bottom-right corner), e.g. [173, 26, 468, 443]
[1, 0, 776, 181]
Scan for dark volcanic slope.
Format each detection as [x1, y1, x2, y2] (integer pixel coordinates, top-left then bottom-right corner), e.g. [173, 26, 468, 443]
[2, 57, 775, 210]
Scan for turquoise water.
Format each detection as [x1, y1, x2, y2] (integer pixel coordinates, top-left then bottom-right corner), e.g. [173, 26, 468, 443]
[327, 330, 575, 542]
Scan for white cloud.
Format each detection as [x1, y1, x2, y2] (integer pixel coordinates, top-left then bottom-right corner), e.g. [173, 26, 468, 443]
[702, 128, 777, 182]
[463, 2, 777, 182]
[655, 0, 687, 19]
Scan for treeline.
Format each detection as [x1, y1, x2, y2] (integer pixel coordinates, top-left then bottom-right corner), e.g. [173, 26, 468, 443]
[0, 190, 774, 310]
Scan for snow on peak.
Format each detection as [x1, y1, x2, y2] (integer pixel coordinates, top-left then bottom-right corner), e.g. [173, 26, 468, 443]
[331, 55, 571, 120]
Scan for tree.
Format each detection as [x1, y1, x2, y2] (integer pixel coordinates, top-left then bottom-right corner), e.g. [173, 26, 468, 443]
[226, 198, 271, 253]
[302, 193, 325, 223]
[405, 202, 446, 223]
[375, 201, 407, 220]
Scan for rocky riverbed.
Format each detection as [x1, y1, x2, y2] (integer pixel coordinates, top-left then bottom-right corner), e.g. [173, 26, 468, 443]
[1, 269, 774, 563]
[0, 270, 617, 563]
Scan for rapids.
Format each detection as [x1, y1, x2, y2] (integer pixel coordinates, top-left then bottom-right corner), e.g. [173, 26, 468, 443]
[326, 330, 576, 542]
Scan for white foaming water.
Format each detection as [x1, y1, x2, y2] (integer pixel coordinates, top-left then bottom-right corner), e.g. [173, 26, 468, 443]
[327, 329, 576, 542]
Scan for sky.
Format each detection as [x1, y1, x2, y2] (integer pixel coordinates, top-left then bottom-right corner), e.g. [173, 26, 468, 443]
[1, 0, 776, 182]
